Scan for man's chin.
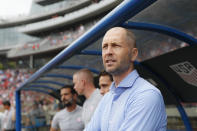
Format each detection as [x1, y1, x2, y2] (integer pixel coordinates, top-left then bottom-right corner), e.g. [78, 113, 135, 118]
[77, 92, 82, 95]
[107, 69, 122, 76]
[106, 68, 116, 74]
[64, 103, 72, 107]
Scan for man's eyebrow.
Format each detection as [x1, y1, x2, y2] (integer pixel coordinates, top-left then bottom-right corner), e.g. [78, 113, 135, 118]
[61, 93, 68, 95]
[102, 42, 107, 45]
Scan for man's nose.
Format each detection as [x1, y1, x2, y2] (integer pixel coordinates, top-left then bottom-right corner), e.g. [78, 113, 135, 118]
[105, 46, 113, 55]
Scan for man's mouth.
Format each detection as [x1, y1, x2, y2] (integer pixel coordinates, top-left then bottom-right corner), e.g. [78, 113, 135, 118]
[105, 59, 116, 65]
[63, 100, 68, 103]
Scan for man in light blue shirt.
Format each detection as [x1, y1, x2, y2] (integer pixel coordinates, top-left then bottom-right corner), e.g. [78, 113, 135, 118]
[85, 27, 167, 131]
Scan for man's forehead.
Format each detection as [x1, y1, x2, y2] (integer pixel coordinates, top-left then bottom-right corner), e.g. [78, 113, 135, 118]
[107, 27, 127, 33]
[73, 74, 79, 80]
[105, 28, 126, 37]
[103, 28, 127, 41]
[61, 88, 71, 93]
[100, 75, 111, 81]
[102, 28, 135, 48]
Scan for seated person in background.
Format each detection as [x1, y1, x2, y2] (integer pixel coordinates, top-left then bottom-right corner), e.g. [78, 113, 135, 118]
[98, 70, 113, 95]
[50, 85, 84, 131]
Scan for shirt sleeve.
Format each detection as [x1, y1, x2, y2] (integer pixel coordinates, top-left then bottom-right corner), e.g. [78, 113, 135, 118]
[119, 90, 167, 131]
[51, 114, 59, 129]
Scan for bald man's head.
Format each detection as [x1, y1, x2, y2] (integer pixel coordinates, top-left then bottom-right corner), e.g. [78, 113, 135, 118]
[73, 69, 94, 83]
[73, 69, 95, 95]
[102, 27, 138, 76]
[104, 27, 136, 49]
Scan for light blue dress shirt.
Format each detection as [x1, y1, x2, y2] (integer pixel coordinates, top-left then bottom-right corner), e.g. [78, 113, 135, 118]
[85, 70, 167, 131]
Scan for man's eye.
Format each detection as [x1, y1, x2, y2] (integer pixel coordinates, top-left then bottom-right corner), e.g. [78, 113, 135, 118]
[113, 44, 120, 47]
[102, 45, 107, 49]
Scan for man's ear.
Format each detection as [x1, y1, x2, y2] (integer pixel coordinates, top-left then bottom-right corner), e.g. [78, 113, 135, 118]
[131, 48, 138, 62]
[82, 79, 85, 86]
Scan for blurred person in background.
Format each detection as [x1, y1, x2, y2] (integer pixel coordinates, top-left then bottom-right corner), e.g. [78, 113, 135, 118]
[98, 70, 113, 95]
[50, 85, 84, 131]
[73, 69, 102, 127]
[0, 111, 4, 131]
[27, 102, 46, 131]
[2, 100, 15, 131]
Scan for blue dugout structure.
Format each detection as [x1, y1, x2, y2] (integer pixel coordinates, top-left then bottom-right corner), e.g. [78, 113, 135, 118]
[15, 0, 197, 130]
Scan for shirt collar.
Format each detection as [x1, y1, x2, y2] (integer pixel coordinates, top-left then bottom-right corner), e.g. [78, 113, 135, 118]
[110, 69, 139, 90]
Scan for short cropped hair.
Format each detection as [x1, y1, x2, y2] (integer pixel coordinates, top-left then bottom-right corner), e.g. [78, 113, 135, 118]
[126, 29, 136, 48]
[3, 100, 11, 106]
[98, 70, 113, 82]
[74, 69, 94, 83]
[61, 85, 77, 95]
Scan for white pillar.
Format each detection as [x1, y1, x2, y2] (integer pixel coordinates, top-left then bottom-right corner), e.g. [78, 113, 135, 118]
[29, 55, 33, 69]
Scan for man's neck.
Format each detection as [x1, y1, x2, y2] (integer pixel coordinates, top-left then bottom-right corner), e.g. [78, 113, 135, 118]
[113, 68, 134, 87]
[66, 104, 77, 112]
[84, 86, 96, 99]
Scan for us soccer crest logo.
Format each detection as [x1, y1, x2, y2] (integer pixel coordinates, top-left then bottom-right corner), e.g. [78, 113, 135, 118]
[170, 61, 197, 87]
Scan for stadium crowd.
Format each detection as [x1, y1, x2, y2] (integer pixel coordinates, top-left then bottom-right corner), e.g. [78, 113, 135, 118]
[13, 19, 98, 56]
[0, 69, 32, 103]
[13, 19, 196, 64]
[0, 69, 58, 130]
